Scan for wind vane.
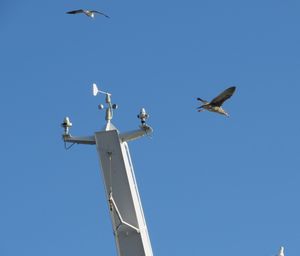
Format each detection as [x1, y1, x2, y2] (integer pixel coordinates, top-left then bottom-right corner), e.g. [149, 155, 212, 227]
[92, 83, 118, 123]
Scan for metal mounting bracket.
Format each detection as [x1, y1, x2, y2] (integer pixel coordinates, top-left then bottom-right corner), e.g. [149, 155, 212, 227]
[109, 193, 140, 233]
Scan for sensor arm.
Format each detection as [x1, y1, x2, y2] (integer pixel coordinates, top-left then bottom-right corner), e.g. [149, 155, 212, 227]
[63, 134, 96, 145]
[120, 125, 153, 143]
[62, 125, 152, 144]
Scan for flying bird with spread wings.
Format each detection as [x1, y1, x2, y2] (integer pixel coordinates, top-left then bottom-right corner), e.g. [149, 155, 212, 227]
[196, 86, 236, 117]
[66, 9, 110, 19]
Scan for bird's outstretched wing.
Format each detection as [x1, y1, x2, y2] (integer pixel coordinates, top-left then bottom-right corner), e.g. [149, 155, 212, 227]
[197, 98, 208, 104]
[92, 10, 110, 18]
[66, 9, 84, 14]
[210, 86, 236, 106]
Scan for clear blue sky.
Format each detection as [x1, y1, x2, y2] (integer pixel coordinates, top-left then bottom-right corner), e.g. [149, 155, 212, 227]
[0, 1, 299, 255]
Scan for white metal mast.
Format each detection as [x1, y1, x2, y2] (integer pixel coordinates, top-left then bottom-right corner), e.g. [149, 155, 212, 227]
[61, 84, 154, 256]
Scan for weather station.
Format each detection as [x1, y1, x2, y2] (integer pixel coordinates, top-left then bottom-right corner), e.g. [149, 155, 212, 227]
[61, 83, 154, 256]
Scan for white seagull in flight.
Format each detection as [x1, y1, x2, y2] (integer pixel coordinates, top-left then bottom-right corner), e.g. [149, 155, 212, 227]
[66, 9, 110, 19]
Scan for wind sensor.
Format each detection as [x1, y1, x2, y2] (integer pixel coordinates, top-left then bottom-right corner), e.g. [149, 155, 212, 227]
[92, 83, 118, 122]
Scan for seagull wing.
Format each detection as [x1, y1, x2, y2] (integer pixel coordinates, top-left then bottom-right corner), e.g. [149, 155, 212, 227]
[66, 9, 84, 14]
[92, 10, 110, 18]
[210, 86, 236, 106]
[197, 98, 208, 104]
